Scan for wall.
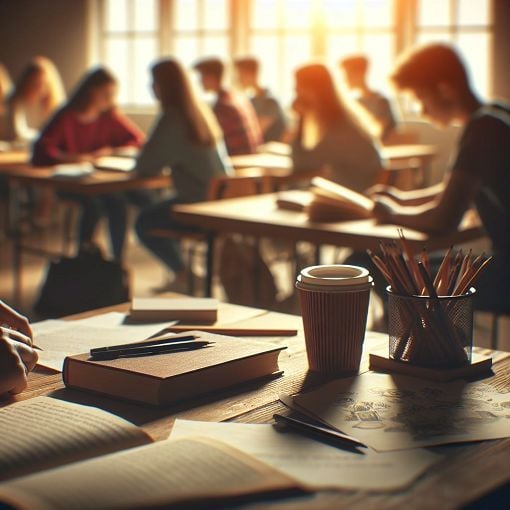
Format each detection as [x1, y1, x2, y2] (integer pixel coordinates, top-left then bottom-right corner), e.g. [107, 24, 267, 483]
[0, 0, 89, 92]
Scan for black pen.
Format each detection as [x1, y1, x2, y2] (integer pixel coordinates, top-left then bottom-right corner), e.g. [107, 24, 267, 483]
[273, 413, 366, 453]
[90, 340, 212, 361]
[90, 334, 197, 356]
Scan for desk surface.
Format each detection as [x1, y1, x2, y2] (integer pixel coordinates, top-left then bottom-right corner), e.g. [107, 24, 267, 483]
[231, 145, 437, 170]
[172, 192, 485, 252]
[0, 149, 30, 167]
[6, 298, 509, 509]
[0, 164, 171, 194]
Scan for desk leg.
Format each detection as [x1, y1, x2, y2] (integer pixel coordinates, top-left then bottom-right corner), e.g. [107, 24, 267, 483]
[205, 233, 215, 297]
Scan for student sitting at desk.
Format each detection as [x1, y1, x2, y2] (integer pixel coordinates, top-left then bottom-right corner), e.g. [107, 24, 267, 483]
[0, 300, 37, 396]
[372, 44, 510, 313]
[193, 57, 261, 156]
[4, 56, 65, 143]
[339, 55, 397, 143]
[234, 57, 288, 143]
[32, 67, 144, 261]
[291, 64, 381, 193]
[135, 59, 230, 291]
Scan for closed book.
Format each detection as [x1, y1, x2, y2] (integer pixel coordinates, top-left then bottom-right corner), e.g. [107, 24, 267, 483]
[130, 297, 218, 324]
[63, 332, 286, 405]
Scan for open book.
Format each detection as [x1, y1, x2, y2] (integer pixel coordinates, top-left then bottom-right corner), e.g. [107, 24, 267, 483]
[308, 177, 374, 222]
[0, 398, 303, 510]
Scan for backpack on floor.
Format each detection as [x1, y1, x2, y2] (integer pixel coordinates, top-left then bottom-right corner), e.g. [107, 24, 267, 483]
[34, 245, 130, 317]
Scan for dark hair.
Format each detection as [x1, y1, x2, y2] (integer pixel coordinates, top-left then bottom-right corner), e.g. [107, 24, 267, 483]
[340, 55, 368, 75]
[66, 67, 117, 112]
[152, 58, 219, 146]
[234, 57, 259, 75]
[193, 58, 225, 81]
[391, 44, 471, 92]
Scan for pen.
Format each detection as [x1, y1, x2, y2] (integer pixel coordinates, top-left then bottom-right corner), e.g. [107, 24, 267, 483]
[273, 413, 366, 454]
[90, 340, 212, 360]
[90, 334, 197, 356]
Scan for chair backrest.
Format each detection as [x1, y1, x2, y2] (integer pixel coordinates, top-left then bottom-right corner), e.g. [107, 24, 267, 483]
[207, 174, 268, 201]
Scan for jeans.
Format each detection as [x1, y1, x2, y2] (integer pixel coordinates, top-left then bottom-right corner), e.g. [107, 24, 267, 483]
[61, 190, 155, 260]
[135, 197, 198, 274]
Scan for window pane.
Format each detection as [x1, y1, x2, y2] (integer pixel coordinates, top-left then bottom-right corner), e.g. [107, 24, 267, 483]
[250, 35, 280, 97]
[458, 0, 490, 26]
[251, 0, 279, 30]
[105, 0, 128, 32]
[174, 37, 200, 65]
[362, 34, 393, 92]
[363, 0, 393, 28]
[105, 38, 130, 104]
[417, 0, 450, 27]
[201, 35, 229, 58]
[326, 34, 359, 65]
[282, 36, 311, 104]
[324, 0, 358, 29]
[457, 33, 491, 97]
[175, 0, 198, 31]
[133, 0, 157, 31]
[133, 38, 156, 105]
[282, 0, 314, 29]
[203, 0, 228, 30]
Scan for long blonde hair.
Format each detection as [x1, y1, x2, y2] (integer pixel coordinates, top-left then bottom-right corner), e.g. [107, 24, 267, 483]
[10, 56, 65, 116]
[0, 63, 12, 115]
[152, 58, 221, 146]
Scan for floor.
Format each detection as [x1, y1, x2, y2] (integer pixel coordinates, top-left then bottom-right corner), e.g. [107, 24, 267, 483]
[1, 205, 509, 351]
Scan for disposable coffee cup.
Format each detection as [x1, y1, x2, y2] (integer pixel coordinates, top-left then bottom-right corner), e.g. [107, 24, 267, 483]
[296, 265, 372, 375]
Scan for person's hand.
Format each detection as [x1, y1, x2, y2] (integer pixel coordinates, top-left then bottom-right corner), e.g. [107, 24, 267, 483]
[0, 300, 32, 342]
[92, 146, 114, 158]
[0, 327, 38, 396]
[373, 197, 397, 224]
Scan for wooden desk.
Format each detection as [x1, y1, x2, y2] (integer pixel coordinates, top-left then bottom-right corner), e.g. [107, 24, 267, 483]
[6, 298, 510, 509]
[172, 193, 485, 295]
[0, 164, 171, 303]
[0, 149, 30, 167]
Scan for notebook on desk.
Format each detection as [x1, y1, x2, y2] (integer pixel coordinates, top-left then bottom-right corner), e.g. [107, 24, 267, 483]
[63, 331, 286, 405]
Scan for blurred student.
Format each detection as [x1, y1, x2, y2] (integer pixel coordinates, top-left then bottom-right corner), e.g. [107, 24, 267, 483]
[234, 57, 287, 142]
[371, 44, 510, 313]
[340, 55, 396, 143]
[135, 59, 230, 291]
[0, 63, 12, 140]
[32, 68, 144, 260]
[292, 63, 381, 193]
[193, 57, 261, 156]
[0, 300, 37, 396]
[5, 56, 65, 142]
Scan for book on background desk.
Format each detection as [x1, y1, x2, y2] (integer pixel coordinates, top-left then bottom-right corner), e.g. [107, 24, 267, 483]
[94, 156, 136, 172]
[308, 177, 374, 222]
[0, 398, 303, 510]
[130, 297, 219, 324]
[63, 332, 286, 405]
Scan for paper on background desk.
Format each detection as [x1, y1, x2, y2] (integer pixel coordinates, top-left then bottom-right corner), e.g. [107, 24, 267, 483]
[170, 419, 440, 492]
[292, 372, 510, 452]
[33, 312, 173, 371]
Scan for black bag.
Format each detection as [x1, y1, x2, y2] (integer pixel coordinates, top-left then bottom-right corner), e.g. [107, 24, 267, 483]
[34, 246, 130, 317]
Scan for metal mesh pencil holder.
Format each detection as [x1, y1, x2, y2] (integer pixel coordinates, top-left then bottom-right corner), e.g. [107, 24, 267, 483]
[387, 287, 475, 369]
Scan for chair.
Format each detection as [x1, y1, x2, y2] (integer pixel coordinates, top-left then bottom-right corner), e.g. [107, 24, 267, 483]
[148, 174, 267, 296]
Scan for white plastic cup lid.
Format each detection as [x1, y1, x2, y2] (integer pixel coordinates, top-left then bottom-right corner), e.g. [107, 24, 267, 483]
[299, 265, 370, 287]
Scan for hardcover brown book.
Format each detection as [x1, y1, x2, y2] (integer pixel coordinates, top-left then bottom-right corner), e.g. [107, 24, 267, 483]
[63, 332, 286, 405]
[130, 297, 219, 323]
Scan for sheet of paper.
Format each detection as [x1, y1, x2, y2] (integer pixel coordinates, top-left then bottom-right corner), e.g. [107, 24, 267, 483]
[33, 313, 174, 371]
[170, 419, 440, 492]
[292, 372, 510, 452]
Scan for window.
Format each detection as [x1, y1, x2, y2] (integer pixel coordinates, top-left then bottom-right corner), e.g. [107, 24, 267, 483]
[416, 0, 493, 97]
[95, 0, 494, 109]
[100, 0, 159, 106]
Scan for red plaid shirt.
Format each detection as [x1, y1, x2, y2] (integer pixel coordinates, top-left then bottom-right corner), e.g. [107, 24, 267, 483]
[213, 89, 262, 156]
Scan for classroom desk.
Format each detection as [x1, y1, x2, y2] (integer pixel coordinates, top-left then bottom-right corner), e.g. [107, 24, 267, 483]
[0, 149, 30, 167]
[6, 297, 510, 509]
[0, 164, 171, 303]
[171, 192, 485, 296]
